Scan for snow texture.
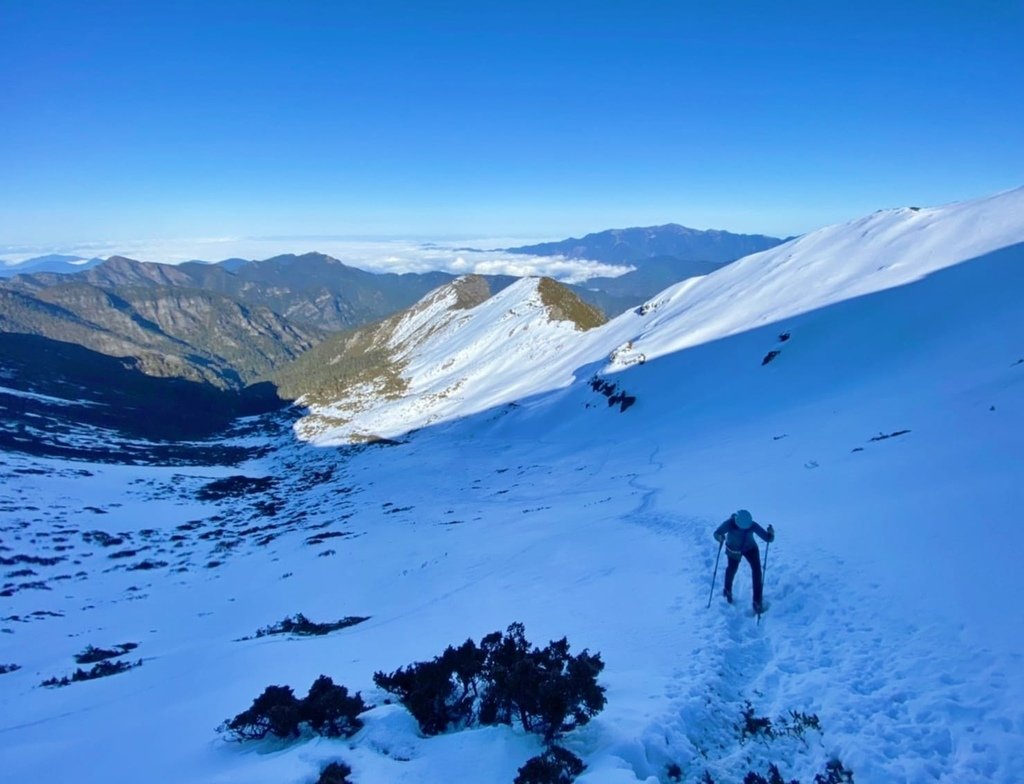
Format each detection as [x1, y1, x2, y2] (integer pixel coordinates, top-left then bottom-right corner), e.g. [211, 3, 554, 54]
[1, 187, 1023, 783]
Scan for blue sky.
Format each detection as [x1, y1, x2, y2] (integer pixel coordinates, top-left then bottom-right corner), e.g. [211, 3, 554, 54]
[1, 1, 1021, 251]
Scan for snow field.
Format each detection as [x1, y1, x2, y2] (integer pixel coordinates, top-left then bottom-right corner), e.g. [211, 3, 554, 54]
[3, 187, 1023, 782]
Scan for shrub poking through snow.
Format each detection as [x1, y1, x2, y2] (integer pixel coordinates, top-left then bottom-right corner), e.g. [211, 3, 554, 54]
[41, 658, 141, 687]
[702, 760, 854, 784]
[81, 530, 124, 547]
[302, 676, 367, 738]
[220, 676, 367, 741]
[374, 622, 606, 741]
[74, 642, 138, 664]
[221, 685, 304, 740]
[588, 377, 636, 412]
[315, 761, 354, 784]
[0, 663, 20, 675]
[813, 760, 855, 784]
[514, 745, 585, 784]
[697, 705, 853, 783]
[785, 710, 822, 740]
[251, 613, 369, 638]
[743, 764, 798, 784]
[740, 701, 775, 740]
[739, 702, 821, 743]
[374, 637, 486, 734]
[128, 559, 169, 570]
[196, 474, 277, 501]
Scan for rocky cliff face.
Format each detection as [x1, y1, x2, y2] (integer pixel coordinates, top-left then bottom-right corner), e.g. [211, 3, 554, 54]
[0, 276, 323, 389]
[0, 253, 495, 392]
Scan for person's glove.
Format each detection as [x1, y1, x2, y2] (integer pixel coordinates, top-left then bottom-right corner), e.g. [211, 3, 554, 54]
[767, 524, 775, 542]
[715, 532, 725, 544]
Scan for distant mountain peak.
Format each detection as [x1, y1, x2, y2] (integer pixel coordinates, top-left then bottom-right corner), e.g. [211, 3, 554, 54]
[507, 224, 783, 265]
[262, 251, 348, 266]
[24, 253, 85, 263]
[0, 254, 104, 278]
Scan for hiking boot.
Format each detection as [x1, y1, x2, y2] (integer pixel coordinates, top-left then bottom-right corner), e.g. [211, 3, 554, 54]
[752, 600, 763, 615]
[722, 589, 733, 604]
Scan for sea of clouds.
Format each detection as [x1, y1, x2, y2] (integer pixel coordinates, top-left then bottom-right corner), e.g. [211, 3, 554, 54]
[0, 236, 633, 284]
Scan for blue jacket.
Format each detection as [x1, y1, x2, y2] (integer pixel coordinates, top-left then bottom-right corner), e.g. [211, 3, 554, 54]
[715, 516, 773, 556]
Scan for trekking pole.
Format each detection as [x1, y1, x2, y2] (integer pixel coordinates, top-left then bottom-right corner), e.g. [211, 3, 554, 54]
[707, 540, 723, 609]
[757, 540, 770, 624]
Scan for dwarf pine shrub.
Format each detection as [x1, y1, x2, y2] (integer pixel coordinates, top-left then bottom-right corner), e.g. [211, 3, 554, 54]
[814, 760, 855, 784]
[374, 622, 605, 742]
[315, 761, 354, 784]
[514, 745, 585, 784]
[302, 676, 367, 738]
[41, 658, 141, 687]
[220, 677, 367, 741]
[221, 685, 304, 740]
[744, 764, 798, 784]
[74, 642, 138, 664]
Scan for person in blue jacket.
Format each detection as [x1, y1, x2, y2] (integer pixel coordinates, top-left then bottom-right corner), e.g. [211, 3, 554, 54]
[714, 509, 775, 613]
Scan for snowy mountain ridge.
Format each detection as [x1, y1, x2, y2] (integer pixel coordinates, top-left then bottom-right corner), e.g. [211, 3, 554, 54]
[293, 275, 607, 443]
[298, 187, 1024, 444]
[619, 185, 1024, 364]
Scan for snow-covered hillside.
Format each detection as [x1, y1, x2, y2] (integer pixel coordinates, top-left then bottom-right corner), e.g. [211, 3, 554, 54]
[295, 275, 609, 443]
[1, 188, 1023, 784]
[297, 187, 1024, 445]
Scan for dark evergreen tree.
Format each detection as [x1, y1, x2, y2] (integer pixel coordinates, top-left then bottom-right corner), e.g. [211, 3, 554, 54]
[374, 623, 605, 741]
[514, 745, 585, 784]
[315, 761, 354, 784]
[301, 676, 367, 738]
[221, 685, 303, 740]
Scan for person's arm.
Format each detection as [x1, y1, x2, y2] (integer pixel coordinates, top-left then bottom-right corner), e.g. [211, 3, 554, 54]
[714, 517, 733, 542]
[752, 522, 775, 542]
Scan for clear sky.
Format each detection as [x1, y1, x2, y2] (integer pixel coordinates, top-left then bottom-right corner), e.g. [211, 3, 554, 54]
[1, 0, 1022, 251]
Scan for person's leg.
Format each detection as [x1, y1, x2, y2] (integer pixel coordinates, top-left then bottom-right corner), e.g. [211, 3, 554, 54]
[723, 554, 740, 601]
[744, 546, 763, 607]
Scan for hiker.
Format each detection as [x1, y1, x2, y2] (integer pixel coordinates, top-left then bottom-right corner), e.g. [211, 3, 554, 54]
[714, 509, 774, 613]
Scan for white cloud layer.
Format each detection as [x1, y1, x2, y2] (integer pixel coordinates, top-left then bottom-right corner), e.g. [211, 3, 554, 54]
[0, 237, 633, 284]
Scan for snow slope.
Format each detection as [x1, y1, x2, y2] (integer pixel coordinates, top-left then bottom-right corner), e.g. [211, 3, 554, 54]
[299, 276, 613, 443]
[614, 185, 1024, 364]
[298, 187, 1024, 445]
[1, 187, 1023, 784]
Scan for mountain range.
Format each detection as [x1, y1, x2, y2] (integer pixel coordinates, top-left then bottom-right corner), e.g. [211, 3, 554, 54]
[0, 254, 105, 277]
[0, 224, 775, 393]
[506, 223, 784, 264]
[0, 253, 475, 389]
[506, 225, 784, 311]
